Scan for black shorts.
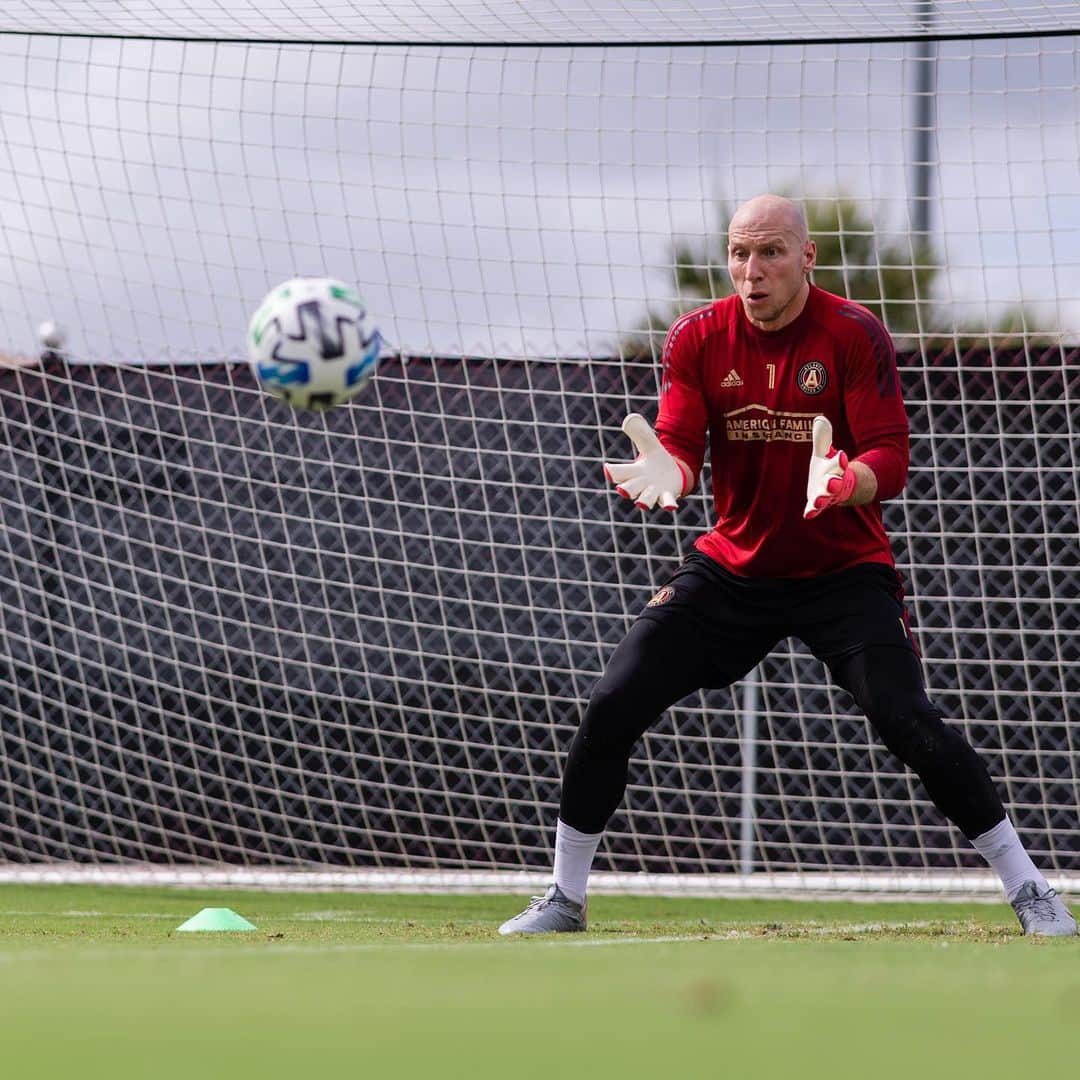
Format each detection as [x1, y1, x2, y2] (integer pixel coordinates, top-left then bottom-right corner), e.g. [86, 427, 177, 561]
[637, 552, 916, 688]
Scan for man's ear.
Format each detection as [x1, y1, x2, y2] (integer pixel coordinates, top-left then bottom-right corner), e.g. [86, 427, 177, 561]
[803, 239, 817, 275]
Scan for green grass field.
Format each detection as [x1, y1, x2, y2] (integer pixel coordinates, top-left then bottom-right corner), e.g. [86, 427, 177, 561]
[0, 885, 1074, 1079]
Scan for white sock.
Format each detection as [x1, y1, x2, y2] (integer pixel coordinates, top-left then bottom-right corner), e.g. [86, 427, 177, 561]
[970, 816, 1049, 900]
[553, 819, 602, 905]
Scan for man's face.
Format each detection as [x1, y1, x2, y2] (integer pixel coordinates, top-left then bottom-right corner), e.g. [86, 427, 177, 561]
[727, 213, 816, 331]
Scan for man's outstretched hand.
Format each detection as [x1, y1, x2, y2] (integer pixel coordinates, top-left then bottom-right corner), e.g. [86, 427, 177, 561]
[803, 415, 857, 519]
[603, 413, 690, 512]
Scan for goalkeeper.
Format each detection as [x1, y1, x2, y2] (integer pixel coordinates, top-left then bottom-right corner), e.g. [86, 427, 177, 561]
[500, 194, 1075, 938]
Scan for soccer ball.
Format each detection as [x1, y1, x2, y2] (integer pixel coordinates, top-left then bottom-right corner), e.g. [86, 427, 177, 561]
[247, 277, 382, 410]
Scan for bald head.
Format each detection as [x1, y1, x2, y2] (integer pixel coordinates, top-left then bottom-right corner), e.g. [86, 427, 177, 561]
[729, 195, 809, 245]
[727, 194, 816, 331]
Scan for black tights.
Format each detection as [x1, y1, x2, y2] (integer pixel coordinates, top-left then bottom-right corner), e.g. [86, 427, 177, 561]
[560, 620, 1004, 840]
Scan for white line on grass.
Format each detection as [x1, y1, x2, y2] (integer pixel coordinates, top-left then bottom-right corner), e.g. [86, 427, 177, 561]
[169, 935, 706, 956]
[0, 910, 181, 919]
[0, 919, 996, 964]
[0, 909, 486, 924]
[0, 910, 943, 936]
[153, 924, 950, 955]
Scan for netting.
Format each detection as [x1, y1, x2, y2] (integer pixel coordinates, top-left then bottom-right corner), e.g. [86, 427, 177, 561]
[0, 1, 1076, 43]
[0, 8, 1076, 887]
[1, 345, 1076, 877]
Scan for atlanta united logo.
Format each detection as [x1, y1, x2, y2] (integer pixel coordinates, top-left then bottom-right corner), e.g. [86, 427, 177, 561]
[647, 585, 675, 608]
[797, 361, 828, 395]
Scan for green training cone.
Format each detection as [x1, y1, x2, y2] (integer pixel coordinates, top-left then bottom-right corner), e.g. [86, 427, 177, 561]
[175, 907, 257, 932]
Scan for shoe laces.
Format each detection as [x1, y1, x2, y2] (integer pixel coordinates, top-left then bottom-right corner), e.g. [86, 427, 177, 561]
[1015, 888, 1062, 922]
[525, 885, 566, 911]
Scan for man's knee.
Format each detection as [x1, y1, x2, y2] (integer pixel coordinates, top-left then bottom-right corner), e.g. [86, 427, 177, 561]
[573, 616, 696, 759]
[857, 675, 973, 772]
[871, 695, 947, 760]
[578, 669, 660, 764]
[576, 680, 646, 759]
[838, 647, 947, 762]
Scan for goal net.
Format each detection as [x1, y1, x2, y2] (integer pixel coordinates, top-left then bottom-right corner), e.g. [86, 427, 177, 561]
[0, 3, 1076, 894]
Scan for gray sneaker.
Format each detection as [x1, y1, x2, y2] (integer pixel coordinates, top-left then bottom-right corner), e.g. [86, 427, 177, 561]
[498, 884, 587, 936]
[1010, 881, 1078, 937]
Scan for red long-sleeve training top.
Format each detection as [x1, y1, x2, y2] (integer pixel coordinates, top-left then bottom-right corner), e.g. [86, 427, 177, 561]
[655, 286, 909, 579]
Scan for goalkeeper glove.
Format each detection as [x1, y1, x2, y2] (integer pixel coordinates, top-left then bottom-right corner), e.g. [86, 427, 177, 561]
[603, 413, 690, 512]
[803, 415, 857, 520]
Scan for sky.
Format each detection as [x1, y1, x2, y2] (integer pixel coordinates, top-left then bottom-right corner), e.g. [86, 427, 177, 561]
[0, 25, 1076, 361]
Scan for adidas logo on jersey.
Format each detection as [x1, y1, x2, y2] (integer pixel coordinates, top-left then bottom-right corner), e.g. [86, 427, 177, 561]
[721, 369, 744, 387]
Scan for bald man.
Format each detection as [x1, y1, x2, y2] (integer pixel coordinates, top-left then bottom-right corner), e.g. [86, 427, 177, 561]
[498, 195, 1074, 938]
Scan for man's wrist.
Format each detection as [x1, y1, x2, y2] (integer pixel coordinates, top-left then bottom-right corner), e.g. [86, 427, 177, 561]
[843, 460, 879, 506]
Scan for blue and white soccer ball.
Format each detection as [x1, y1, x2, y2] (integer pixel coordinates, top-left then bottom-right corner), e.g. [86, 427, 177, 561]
[247, 277, 382, 410]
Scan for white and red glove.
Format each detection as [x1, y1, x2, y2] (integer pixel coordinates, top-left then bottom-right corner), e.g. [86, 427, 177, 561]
[603, 413, 690, 512]
[803, 415, 857, 520]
